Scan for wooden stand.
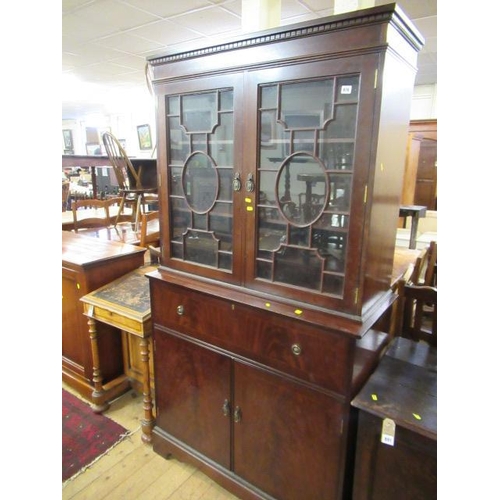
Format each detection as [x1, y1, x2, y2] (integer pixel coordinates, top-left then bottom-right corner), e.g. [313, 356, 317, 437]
[81, 265, 157, 443]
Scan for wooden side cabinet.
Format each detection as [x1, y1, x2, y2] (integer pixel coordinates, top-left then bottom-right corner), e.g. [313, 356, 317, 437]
[154, 330, 345, 499]
[149, 273, 389, 500]
[62, 231, 145, 400]
[351, 337, 437, 500]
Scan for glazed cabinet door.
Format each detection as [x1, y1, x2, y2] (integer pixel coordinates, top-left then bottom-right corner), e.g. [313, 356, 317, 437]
[153, 330, 231, 469]
[159, 74, 245, 285]
[233, 362, 345, 500]
[244, 55, 380, 314]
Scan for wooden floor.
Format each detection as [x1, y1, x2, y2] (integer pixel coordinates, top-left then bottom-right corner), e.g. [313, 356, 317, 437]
[62, 383, 239, 500]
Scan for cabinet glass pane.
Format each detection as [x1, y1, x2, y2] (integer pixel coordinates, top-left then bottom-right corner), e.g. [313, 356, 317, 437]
[183, 152, 218, 213]
[210, 112, 234, 166]
[182, 94, 217, 132]
[280, 80, 334, 129]
[257, 75, 359, 297]
[277, 154, 327, 226]
[169, 116, 189, 164]
[167, 89, 234, 270]
[336, 76, 360, 102]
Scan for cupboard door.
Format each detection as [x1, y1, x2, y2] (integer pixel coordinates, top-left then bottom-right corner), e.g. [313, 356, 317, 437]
[245, 56, 379, 314]
[62, 266, 87, 374]
[160, 75, 245, 284]
[414, 138, 437, 209]
[233, 362, 345, 500]
[153, 330, 232, 469]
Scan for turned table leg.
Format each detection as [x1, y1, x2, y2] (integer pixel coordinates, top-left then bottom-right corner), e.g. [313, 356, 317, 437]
[139, 337, 155, 444]
[88, 316, 110, 413]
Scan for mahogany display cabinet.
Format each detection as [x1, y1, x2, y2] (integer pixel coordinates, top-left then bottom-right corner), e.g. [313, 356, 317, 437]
[147, 4, 423, 499]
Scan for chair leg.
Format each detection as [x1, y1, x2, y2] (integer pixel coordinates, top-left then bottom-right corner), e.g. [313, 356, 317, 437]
[114, 196, 126, 227]
[134, 194, 143, 230]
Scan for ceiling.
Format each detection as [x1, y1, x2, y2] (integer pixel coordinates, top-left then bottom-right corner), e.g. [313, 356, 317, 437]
[62, 0, 437, 121]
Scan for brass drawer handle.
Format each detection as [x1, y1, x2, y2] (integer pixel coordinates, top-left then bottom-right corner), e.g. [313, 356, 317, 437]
[176, 305, 184, 316]
[222, 399, 230, 417]
[233, 173, 242, 192]
[234, 406, 242, 423]
[291, 343, 302, 356]
[245, 173, 255, 192]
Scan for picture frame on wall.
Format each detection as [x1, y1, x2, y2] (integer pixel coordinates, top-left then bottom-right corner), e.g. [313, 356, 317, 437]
[86, 143, 102, 155]
[137, 124, 153, 150]
[63, 129, 73, 149]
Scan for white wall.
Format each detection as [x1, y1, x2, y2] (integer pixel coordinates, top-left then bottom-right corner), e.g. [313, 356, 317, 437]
[62, 98, 156, 159]
[410, 84, 438, 120]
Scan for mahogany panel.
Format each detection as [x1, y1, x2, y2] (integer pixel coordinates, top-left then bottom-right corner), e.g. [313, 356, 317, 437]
[153, 330, 231, 469]
[233, 362, 345, 500]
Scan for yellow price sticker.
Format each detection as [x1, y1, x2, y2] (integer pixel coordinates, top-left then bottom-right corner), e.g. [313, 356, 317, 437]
[371, 394, 378, 401]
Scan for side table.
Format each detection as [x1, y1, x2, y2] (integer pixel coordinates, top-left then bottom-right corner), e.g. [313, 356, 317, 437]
[62, 231, 146, 401]
[351, 337, 437, 499]
[81, 265, 157, 444]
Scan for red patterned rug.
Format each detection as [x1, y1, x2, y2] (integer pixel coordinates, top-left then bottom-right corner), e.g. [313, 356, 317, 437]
[62, 388, 129, 482]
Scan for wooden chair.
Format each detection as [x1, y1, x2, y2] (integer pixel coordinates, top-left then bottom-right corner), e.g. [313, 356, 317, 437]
[409, 240, 437, 286]
[62, 180, 70, 211]
[139, 210, 160, 263]
[139, 210, 160, 247]
[71, 197, 122, 233]
[102, 132, 158, 229]
[394, 278, 437, 346]
[424, 240, 437, 286]
[71, 198, 114, 232]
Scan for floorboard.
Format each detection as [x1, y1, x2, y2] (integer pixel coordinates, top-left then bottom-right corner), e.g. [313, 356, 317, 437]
[62, 383, 239, 499]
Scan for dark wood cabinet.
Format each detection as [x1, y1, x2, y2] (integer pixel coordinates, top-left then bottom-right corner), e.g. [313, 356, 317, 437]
[148, 4, 422, 499]
[62, 231, 146, 400]
[351, 337, 437, 499]
[150, 278, 385, 499]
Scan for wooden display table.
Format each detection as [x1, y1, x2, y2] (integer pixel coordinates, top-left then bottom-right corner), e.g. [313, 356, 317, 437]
[62, 232, 146, 400]
[351, 337, 437, 499]
[80, 265, 157, 444]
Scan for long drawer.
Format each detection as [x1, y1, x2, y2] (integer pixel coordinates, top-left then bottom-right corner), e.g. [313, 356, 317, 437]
[151, 279, 352, 395]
